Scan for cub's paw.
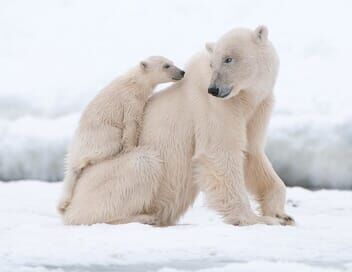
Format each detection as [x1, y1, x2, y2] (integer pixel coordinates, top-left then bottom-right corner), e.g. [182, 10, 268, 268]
[57, 198, 71, 214]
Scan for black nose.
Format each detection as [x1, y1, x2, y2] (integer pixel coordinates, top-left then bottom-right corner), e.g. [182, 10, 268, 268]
[180, 70, 185, 77]
[208, 86, 219, 96]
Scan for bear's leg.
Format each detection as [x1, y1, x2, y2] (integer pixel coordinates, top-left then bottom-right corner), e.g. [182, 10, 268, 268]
[62, 147, 163, 225]
[193, 152, 282, 226]
[244, 95, 294, 225]
[245, 152, 294, 225]
[121, 119, 139, 152]
[57, 168, 76, 214]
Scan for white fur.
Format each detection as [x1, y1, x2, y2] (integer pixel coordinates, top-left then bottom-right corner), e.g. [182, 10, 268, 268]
[57, 56, 184, 214]
[61, 27, 294, 226]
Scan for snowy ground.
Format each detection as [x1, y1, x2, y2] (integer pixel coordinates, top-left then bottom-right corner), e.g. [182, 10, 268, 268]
[1, 2, 351, 270]
[1, 181, 352, 272]
[0, 0, 352, 188]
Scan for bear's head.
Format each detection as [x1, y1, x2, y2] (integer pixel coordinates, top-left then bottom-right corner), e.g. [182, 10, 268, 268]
[140, 56, 185, 86]
[206, 26, 279, 100]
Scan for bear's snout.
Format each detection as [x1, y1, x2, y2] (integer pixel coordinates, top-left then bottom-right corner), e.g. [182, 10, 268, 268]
[172, 70, 185, 81]
[208, 86, 219, 96]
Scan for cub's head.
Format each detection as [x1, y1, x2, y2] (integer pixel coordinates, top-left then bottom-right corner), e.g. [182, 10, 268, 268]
[140, 56, 185, 85]
[206, 25, 279, 99]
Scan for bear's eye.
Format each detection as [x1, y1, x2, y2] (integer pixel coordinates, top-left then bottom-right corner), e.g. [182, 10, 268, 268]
[224, 57, 232, 64]
[163, 64, 170, 69]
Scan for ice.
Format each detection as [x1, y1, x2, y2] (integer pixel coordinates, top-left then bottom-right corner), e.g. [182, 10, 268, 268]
[1, 181, 351, 271]
[0, 115, 79, 181]
[0, 0, 352, 188]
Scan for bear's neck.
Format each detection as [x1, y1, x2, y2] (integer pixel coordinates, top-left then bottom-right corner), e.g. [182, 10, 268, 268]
[121, 67, 156, 100]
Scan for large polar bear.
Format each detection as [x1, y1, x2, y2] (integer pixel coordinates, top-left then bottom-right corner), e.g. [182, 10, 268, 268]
[62, 26, 294, 226]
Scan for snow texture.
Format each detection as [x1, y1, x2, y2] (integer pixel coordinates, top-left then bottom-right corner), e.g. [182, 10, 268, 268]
[1, 181, 352, 272]
[1, 0, 352, 188]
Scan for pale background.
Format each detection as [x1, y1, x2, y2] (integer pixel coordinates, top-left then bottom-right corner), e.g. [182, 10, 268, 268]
[1, 2, 352, 272]
[1, 0, 351, 189]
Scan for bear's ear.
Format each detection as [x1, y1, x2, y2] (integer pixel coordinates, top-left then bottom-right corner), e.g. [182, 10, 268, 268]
[205, 42, 215, 54]
[140, 61, 148, 71]
[254, 25, 268, 43]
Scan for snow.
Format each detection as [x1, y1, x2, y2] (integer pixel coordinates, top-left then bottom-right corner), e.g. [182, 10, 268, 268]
[0, 0, 352, 188]
[1, 181, 352, 272]
[1, 2, 351, 271]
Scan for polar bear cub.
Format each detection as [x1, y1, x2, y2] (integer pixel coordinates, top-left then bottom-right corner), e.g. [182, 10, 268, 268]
[57, 56, 185, 214]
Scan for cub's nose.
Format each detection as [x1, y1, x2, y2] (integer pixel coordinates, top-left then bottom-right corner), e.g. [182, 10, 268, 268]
[208, 86, 219, 96]
[180, 70, 185, 77]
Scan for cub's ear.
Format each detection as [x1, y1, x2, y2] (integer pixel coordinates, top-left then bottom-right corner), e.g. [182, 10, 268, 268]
[254, 25, 268, 43]
[140, 61, 148, 71]
[205, 42, 215, 54]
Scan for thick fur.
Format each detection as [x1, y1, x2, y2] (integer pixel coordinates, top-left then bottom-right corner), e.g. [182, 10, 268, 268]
[57, 56, 184, 214]
[61, 26, 294, 226]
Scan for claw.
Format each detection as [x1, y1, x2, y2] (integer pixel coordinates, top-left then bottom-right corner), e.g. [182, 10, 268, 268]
[275, 214, 295, 225]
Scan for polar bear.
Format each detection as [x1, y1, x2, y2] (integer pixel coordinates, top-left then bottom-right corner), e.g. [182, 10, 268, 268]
[61, 26, 294, 226]
[57, 56, 185, 214]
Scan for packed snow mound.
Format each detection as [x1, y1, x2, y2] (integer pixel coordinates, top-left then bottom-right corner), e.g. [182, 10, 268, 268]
[1, 181, 352, 272]
[1, 0, 352, 188]
[1, 115, 352, 189]
[0, 115, 79, 181]
[267, 116, 352, 189]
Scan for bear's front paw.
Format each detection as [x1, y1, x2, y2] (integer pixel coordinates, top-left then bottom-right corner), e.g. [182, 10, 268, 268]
[262, 207, 295, 226]
[274, 213, 295, 225]
[230, 214, 281, 226]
